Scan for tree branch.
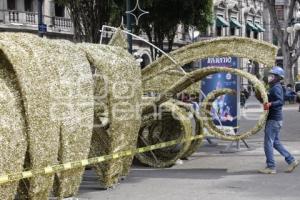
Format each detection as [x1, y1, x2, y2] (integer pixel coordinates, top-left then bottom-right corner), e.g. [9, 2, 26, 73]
[292, 48, 300, 64]
[284, 0, 296, 43]
[291, 0, 300, 64]
[291, 31, 300, 50]
[286, 0, 296, 28]
[264, 0, 284, 45]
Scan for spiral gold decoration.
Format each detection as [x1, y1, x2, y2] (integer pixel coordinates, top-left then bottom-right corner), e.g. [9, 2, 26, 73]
[139, 36, 275, 167]
[142, 37, 277, 82]
[136, 101, 192, 167]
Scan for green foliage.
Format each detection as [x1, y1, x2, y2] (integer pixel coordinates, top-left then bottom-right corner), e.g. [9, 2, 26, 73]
[55, 0, 213, 48]
[137, 0, 213, 56]
[55, 0, 118, 43]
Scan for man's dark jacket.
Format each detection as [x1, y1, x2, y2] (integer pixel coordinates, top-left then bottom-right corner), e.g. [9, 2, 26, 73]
[268, 82, 284, 121]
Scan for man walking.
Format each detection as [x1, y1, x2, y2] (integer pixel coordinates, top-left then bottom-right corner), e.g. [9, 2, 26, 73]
[258, 66, 299, 174]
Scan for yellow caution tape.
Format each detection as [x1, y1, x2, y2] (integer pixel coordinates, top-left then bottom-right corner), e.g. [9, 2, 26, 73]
[0, 134, 204, 185]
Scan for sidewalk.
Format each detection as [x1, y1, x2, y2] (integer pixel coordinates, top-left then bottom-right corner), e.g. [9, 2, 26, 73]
[77, 99, 300, 200]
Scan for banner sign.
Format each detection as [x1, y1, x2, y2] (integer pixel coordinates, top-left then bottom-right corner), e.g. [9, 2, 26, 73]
[201, 57, 239, 129]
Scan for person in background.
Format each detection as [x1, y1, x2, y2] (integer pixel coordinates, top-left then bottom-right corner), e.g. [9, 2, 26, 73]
[285, 84, 296, 103]
[242, 87, 250, 99]
[281, 82, 286, 99]
[258, 66, 299, 174]
[177, 92, 189, 103]
[247, 84, 252, 96]
[190, 94, 199, 112]
[240, 92, 246, 108]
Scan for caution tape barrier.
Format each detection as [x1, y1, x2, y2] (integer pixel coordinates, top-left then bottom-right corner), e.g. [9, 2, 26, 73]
[0, 134, 204, 185]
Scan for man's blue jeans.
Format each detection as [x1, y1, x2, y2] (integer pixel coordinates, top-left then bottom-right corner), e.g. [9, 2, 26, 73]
[264, 120, 295, 169]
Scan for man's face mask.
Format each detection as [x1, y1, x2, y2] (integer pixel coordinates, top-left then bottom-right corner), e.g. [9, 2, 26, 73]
[268, 74, 276, 83]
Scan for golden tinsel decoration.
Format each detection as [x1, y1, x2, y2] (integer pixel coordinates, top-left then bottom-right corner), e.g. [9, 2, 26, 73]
[198, 69, 268, 141]
[0, 51, 27, 200]
[143, 69, 200, 95]
[137, 37, 276, 167]
[108, 28, 128, 50]
[45, 39, 94, 199]
[172, 100, 204, 159]
[0, 33, 277, 198]
[143, 69, 184, 93]
[0, 33, 94, 199]
[153, 67, 268, 142]
[136, 101, 192, 167]
[78, 43, 142, 188]
[0, 33, 61, 200]
[142, 36, 277, 82]
[136, 98, 204, 167]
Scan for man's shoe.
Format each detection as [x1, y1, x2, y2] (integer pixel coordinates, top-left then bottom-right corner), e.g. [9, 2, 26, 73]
[258, 168, 276, 174]
[285, 160, 299, 173]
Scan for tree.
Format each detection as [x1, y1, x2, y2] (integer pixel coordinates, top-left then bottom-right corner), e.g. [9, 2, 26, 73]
[55, 0, 213, 54]
[55, 0, 118, 43]
[136, 0, 213, 58]
[265, 0, 300, 84]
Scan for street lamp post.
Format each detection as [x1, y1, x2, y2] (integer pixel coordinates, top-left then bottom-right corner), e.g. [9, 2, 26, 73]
[126, 0, 133, 54]
[38, 0, 44, 37]
[125, 0, 149, 54]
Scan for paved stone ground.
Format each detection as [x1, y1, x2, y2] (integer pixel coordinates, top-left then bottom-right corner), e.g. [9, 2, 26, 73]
[76, 101, 300, 200]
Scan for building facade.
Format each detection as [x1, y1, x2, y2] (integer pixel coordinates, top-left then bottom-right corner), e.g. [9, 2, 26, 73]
[192, 0, 265, 87]
[0, 0, 73, 39]
[136, 0, 266, 72]
[0, 0, 269, 79]
[211, 0, 264, 39]
[263, 0, 300, 81]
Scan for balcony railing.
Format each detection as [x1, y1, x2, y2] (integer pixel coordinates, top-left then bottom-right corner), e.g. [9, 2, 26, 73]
[0, 10, 73, 33]
[25, 12, 36, 24]
[4, 10, 40, 25]
[52, 16, 72, 30]
[8, 10, 19, 23]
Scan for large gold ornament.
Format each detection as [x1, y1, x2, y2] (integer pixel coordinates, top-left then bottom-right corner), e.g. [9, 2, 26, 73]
[137, 37, 275, 167]
[136, 101, 193, 168]
[0, 32, 277, 199]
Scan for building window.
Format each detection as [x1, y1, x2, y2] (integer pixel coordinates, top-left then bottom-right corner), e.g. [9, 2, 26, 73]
[276, 59, 283, 68]
[230, 27, 235, 36]
[246, 29, 251, 38]
[25, 0, 33, 12]
[216, 26, 222, 36]
[275, 5, 284, 20]
[273, 33, 278, 45]
[7, 0, 16, 10]
[200, 29, 209, 37]
[55, 4, 65, 17]
[254, 31, 258, 39]
[277, 48, 283, 57]
[253, 61, 260, 79]
[216, 15, 229, 36]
